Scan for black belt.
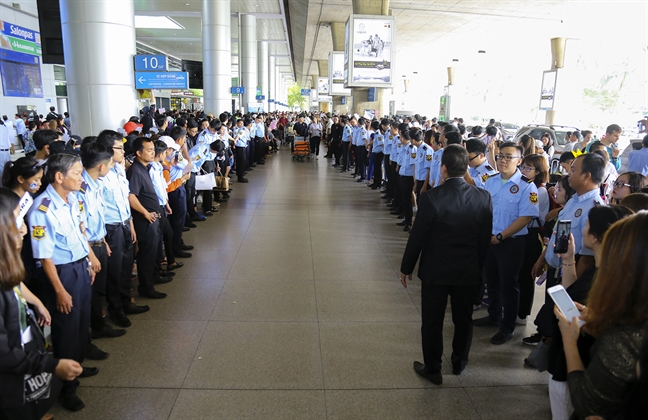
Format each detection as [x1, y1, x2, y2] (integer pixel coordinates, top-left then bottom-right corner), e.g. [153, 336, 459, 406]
[89, 238, 105, 247]
[107, 217, 131, 227]
[0, 148, 9, 152]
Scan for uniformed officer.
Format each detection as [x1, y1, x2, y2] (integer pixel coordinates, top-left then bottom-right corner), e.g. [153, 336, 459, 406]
[253, 115, 266, 165]
[369, 119, 387, 189]
[381, 119, 393, 193]
[466, 139, 498, 189]
[340, 116, 353, 172]
[127, 137, 168, 300]
[353, 118, 368, 181]
[388, 124, 404, 215]
[473, 142, 539, 345]
[414, 129, 435, 197]
[28, 153, 95, 412]
[77, 142, 127, 341]
[96, 130, 149, 329]
[234, 118, 250, 182]
[397, 128, 417, 231]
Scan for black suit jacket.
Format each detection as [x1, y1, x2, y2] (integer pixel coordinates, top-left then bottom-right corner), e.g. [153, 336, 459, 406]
[400, 178, 493, 286]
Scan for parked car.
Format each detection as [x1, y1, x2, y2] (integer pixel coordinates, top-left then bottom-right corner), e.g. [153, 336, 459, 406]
[512, 124, 580, 158]
[495, 122, 520, 141]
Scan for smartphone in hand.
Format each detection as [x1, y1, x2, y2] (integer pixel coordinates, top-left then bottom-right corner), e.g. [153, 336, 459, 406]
[554, 220, 571, 254]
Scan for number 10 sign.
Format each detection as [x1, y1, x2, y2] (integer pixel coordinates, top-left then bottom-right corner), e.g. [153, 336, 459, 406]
[134, 55, 168, 72]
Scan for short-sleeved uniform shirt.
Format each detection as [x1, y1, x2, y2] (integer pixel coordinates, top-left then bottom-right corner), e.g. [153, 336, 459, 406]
[100, 163, 131, 224]
[399, 143, 417, 176]
[76, 170, 106, 242]
[484, 169, 539, 236]
[469, 161, 498, 189]
[429, 148, 444, 188]
[28, 184, 89, 265]
[372, 131, 385, 154]
[126, 160, 161, 217]
[415, 143, 434, 181]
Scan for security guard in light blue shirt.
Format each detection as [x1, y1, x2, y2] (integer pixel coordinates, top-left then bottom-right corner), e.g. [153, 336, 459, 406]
[415, 143, 434, 182]
[189, 141, 217, 173]
[399, 142, 417, 176]
[470, 160, 498, 189]
[102, 161, 131, 224]
[234, 124, 249, 148]
[196, 127, 219, 146]
[340, 121, 353, 172]
[77, 170, 106, 243]
[372, 131, 384, 153]
[383, 131, 392, 157]
[484, 169, 539, 237]
[428, 148, 444, 188]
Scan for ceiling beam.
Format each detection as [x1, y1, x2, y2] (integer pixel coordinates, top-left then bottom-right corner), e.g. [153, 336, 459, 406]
[135, 11, 283, 19]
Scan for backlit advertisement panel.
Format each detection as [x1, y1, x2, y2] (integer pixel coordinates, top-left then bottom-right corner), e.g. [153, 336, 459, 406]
[344, 15, 394, 88]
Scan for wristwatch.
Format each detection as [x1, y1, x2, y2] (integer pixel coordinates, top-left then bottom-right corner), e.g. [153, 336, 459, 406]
[496, 233, 504, 242]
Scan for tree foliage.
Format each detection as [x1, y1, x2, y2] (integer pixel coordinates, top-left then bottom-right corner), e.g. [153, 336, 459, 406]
[288, 85, 306, 111]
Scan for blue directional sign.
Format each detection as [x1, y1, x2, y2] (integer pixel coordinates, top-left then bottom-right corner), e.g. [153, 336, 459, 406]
[341, 97, 346, 105]
[231, 87, 245, 94]
[256, 95, 266, 100]
[367, 87, 376, 102]
[134, 55, 168, 71]
[269, 99, 275, 103]
[135, 72, 188, 89]
[301, 89, 311, 96]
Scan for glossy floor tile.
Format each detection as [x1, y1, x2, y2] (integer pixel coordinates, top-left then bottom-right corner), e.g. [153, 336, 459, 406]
[49, 151, 552, 418]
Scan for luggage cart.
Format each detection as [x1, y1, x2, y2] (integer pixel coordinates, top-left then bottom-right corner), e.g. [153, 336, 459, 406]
[292, 136, 311, 162]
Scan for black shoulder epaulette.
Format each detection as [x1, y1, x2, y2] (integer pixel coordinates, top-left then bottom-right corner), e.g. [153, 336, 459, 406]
[409, 144, 413, 148]
[38, 197, 51, 213]
[521, 175, 533, 183]
[485, 165, 494, 171]
[79, 181, 88, 194]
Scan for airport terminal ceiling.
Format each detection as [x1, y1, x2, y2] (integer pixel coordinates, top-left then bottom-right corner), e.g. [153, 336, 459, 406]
[131, 0, 647, 89]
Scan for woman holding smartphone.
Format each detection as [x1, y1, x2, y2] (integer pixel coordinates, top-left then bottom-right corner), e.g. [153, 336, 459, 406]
[555, 210, 648, 420]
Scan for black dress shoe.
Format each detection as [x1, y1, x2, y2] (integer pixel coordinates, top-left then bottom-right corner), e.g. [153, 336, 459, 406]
[109, 311, 132, 327]
[173, 251, 192, 258]
[167, 261, 184, 271]
[490, 330, 514, 345]
[473, 316, 499, 327]
[59, 393, 85, 412]
[397, 214, 405, 219]
[238, 178, 249, 183]
[182, 226, 190, 232]
[159, 270, 175, 277]
[79, 366, 99, 378]
[154, 276, 173, 285]
[403, 224, 412, 232]
[185, 222, 197, 228]
[191, 215, 206, 222]
[85, 342, 109, 360]
[139, 290, 168, 299]
[123, 303, 150, 314]
[91, 324, 127, 339]
[396, 220, 408, 226]
[390, 210, 402, 215]
[182, 244, 194, 250]
[452, 366, 464, 375]
[413, 361, 443, 385]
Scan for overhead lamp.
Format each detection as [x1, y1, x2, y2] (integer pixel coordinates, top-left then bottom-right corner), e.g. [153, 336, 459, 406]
[452, 58, 459, 62]
[135, 16, 185, 30]
[478, 50, 486, 54]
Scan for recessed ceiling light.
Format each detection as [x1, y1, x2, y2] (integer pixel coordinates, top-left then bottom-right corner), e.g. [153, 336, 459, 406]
[135, 16, 185, 30]
[452, 58, 459, 62]
[478, 50, 486, 54]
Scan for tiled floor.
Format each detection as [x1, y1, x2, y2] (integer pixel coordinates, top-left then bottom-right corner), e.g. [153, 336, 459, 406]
[51, 150, 552, 419]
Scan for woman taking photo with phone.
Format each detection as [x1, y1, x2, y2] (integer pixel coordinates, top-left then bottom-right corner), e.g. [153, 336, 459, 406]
[0, 187, 83, 420]
[555, 211, 648, 420]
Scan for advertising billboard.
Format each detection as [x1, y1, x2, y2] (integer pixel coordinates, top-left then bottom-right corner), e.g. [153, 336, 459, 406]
[317, 77, 329, 95]
[344, 15, 394, 88]
[328, 52, 351, 96]
[539, 70, 558, 111]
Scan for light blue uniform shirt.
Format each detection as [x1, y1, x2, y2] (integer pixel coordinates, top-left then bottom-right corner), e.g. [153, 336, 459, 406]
[342, 125, 352, 143]
[469, 161, 498, 189]
[545, 188, 605, 268]
[414, 143, 434, 181]
[14, 118, 26, 136]
[101, 163, 131, 224]
[389, 135, 400, 162]
[399, 143, 417, 176]
[188, 142, 215, 173]
[28, 184, 89, 265]
[627, 148, 648, 176]
[253, 122, 265, 138]
[484, 169, 539, 236]
[197, 128, 219, 146]
[149, 161, 168, 206]
[383, 132, 392, 156]
[76, 170, 107, 242]
[371, 131, 384, 154]
[429, 149, 444, 187]
[353, 126, 367, 147]
[234, 127, 249, 147]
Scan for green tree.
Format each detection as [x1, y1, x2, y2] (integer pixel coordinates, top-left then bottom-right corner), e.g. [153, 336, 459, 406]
[288, 85, 306, 111]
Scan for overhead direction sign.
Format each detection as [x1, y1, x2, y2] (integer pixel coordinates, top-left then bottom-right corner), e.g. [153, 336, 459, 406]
[134, 54, 168, 71]
[301, 89, 311, 96]
[231, 86, 245, 94]
[135, 71, 188, 89]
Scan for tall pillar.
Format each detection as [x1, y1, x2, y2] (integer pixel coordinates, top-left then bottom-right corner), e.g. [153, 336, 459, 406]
[257, 41, 269, 112]
[60, 0, 137, 137]
[240, 14, 257, 112]
[330, 22, 346, 52]
[268, 55, 276, 112]
[545, 37, 566, 125]
[202, 0, 231, 115]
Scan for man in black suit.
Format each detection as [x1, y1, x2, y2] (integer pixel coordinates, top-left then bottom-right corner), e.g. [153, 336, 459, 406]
[400, 145, 493, 385]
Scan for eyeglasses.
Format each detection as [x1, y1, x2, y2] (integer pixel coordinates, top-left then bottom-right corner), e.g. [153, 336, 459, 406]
[613, 181, 632, 189]
[520, 165, 536, 172]
[495, 154, 521, 161]
[468, 154, 480, 161]
[113, 146, 124, 151]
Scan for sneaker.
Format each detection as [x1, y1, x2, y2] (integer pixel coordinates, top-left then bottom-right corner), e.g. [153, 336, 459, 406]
[490, 330, 513, 345]
[523, 332, 542, 346]
[516, 316, 528, 325]
[472, 304, 482, 311]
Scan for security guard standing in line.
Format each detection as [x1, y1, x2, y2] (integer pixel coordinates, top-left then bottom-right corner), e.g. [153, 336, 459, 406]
[96, 131, 149, 329]
[28, 153, 97, 412]
[397, 128, 417, 231]
[78, 142, 127, 342]
[340, 116, 353, 172]
[465, 139, 498, 189]
[381, 119, 393, 193]
[253, 115, 266, 165]
[353, 117, 368, 181]
[414, 128, 434, 198]
[234, 118, 250, 183]
[473, 142, 539, 345]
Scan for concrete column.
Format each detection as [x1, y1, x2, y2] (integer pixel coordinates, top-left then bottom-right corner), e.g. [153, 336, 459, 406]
[353, 0, 390, 15]
[240, 14, 257, 112]
[333, 96, 349, 114]
[202, 0, 231, 115]
[546, 37, 566, 125]
[60, 0, 137, 137]
[330, 22, 346, 52]
[257, 41, 268, 112]
[268, 55, 276, 112]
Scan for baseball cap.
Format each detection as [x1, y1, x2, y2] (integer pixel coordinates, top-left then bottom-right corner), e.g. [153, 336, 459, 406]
[161, 136, 180, 151]
[534, 139, 544, 148]
[123, 121, 143, 134]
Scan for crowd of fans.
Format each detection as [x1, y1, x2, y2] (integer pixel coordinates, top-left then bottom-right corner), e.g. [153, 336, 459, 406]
[0, 105, 647, 419]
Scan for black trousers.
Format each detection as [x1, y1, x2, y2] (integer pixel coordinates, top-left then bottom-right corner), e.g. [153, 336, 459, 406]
[89, 242, 108, 331]
[389, 161, 399, 200]
[185, 172, 198, 219]
[132, 217, 161, 294]
[341, 142, 351, 171]
[400, 175, 414, 224]
[236, 146, 247, 179]
[105, 221, 134, 314]
[518, 228, 543, 319]
[332, 139, 341, 165]
[42, 259, 91, 395]
[415, 179, 426, 199]
[167, 187, 187, 254]
[422, 282, 479, 373]
[484, 237, 525, 334]
[310, 136, 321, 156]
[254, 136, 264, 163]
[356, 145, 367, 179]
[371, 152, 384, 187]
[248, 141, 255, 169]
[160, 209, 175, 265]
